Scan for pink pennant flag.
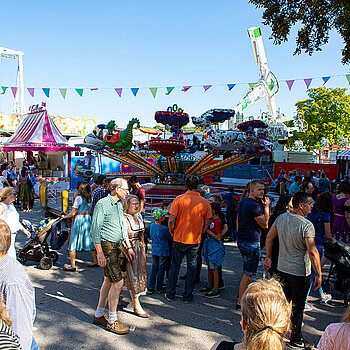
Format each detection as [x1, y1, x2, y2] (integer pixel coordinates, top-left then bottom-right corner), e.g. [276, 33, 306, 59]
[182, 86, 192, 92]
[304, 78, 312, 89]
[11, 87, 18, 97]
[115, 88, 122, 97]
[286, 80, 295, 91]
[203, 85, 212, 92]
[27, 88, 35, 97]
[90, 88, 99, 91]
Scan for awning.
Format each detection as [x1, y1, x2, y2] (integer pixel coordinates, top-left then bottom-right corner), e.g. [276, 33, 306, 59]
[337, 149, 350, 160]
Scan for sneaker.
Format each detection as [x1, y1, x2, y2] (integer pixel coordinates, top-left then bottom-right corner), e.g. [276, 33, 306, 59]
[156, 289, 166, 294]
[320, 293, 332, 304]
[304, 302, 313, 312]
[147, 289, 156, 295]
[204, 290, 220, 298]
[93, 315, 108, 327]
[199, 286, 212, 294]
[164, 293, 175, 302]
[289, 337, 314, 349]
[218, 282, 225, 290]
[106, 320, 129, 335]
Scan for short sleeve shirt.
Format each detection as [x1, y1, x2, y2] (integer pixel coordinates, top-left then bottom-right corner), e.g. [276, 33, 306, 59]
[132, 187, 146, 212]
[273, 212, 315, 276]
[169, 190, 212, 245]
[306, 211, 331, 245]
[237, 197, 264, 243]
[289, 182, 300, 195]
[73, 196, 83, 209]
[210, 217, 222, 235]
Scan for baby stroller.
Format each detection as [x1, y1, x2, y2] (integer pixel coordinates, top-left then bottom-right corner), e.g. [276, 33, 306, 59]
[17, 217, 64, 270]
[323, 240, 350, 306]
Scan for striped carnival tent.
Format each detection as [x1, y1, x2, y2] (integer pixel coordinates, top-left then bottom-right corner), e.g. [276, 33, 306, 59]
[337, 149, 350, 161]
[2, 105, 78, 151]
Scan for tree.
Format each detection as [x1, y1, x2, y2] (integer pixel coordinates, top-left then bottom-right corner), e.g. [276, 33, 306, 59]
[288, 87, 350, 150]
[249, 0, 350, 64]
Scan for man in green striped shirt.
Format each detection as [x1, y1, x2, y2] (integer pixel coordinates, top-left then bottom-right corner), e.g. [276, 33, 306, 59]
[91, 177, 135, 335]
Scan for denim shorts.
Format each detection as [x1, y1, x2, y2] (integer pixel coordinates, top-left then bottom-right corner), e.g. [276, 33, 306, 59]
[237, 241, 260, 276]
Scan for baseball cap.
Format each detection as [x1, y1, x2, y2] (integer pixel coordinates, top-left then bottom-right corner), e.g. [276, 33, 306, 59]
[152, 209, 168, 220]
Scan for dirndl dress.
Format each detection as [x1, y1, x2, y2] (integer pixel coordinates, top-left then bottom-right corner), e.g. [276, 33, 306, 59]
[332, 195, 350, 242]
[67, 199, 95, 251]
[123, 213, 147, 297]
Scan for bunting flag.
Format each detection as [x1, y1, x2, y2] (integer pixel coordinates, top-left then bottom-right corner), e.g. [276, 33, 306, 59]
[1, 87, 8, 95]
[90, 88, 99, 91]
[131, 88, 139, 97]
[149, 87, 158, 98]
[248, 82, 256, 89]
[115, 88, 122, 97]
[322, 76, 330, 85]
[182, 86, 192, 92]
[304, 78, 312, 89]
[286, 80, 295, 91]
[203, 85, 212, 92]
[165, 87, 175, 95]
[227, 84, 236, 90]
[11, 87, 18, 97]
[75, 88, 84, 97]
[346, 74, 350, 85]
[42, 88, 50, 98]
[27, 88, 35, 97]
[59, 88, 67, 99]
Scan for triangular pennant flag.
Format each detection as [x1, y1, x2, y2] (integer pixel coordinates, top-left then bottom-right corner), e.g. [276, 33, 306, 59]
[182, 86, 192, 92]
[304, 78, 312, 89]
[75, 88, 83, 97]
[131, 88, 139, 97]
[42, 88, 50, 98]
[90, 88, 99, 91]
[59, 88, 67, 99]
[114, 88, 122, 97]
[165, 87, 175, 95]
[27, 88, 34, 97]
[149, 87, 158, 98]
[227, 84, 236, 91]
[286, 80, 295, 91]
[248, 82, 256, 89]
[322, 76, 330, 85]
[203, 85, 212, 92]
[11, 87, 18, 97]
[1, 87, 8, 95]
[346, 74, 350, 85]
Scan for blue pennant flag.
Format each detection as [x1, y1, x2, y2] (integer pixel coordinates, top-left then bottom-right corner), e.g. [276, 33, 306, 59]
[131, 88, 139, 97]
[42, 88, 50, 98]
[227, 84, 236, 91]
[322, 76, 330, 85]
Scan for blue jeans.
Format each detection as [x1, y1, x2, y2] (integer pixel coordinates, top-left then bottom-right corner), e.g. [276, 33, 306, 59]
[237, 241, 260, 276]
[307, 244, 324, 298]
[149, 255, 168, 290]
[166, 241, 200, 300]
[226, 211, 236, 240]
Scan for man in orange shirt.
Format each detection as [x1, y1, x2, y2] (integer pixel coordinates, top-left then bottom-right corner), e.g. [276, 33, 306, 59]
[165, 175, 212, 303]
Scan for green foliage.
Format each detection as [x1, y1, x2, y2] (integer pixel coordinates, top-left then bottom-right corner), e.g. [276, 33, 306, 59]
[249, 0, 350, 64]
[289, 87, 350, 150]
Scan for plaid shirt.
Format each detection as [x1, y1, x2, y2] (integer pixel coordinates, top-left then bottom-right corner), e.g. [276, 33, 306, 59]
[90, 185, 106, 216]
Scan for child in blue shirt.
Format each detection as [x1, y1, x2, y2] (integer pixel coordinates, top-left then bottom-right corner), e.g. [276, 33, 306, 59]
[148, 208, 172, 294]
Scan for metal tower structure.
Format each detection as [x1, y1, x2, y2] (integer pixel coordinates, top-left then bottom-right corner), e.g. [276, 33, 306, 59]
[0, 46, 25, 115]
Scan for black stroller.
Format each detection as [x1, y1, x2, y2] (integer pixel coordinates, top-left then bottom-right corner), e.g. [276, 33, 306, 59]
[323, 240, 350, 306]
[17, 217, 64, 270]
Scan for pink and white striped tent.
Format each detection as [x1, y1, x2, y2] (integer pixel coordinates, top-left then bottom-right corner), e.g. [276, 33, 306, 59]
[2, 107, 79, 152]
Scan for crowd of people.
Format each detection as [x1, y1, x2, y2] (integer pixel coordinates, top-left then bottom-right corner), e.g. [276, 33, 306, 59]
[0, 167, 349, 349]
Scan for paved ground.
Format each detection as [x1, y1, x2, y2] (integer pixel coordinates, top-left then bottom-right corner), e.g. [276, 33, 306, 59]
[14, 202, 346, 350]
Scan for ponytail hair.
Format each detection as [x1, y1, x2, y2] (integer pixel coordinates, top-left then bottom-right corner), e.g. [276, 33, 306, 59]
[0, 187, 14, 203]
[241, 278, 291, 350]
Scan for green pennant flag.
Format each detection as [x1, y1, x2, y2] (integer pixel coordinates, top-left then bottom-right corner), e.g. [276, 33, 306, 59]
[1, 87, 8, 95]
[165, 87, 175, 95]
[149, 87, 158, 98]
[59, 88, 67, 99]
[346, 74, 350, 85]
[75, 88, 84, 97]
[248, 82, 256, 89]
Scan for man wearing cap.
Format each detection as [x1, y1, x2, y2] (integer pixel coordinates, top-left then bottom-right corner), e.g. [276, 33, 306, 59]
[165, 175, 212, 303]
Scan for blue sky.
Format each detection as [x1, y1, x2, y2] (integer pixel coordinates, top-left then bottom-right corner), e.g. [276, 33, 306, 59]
[0, 0, 349, 128]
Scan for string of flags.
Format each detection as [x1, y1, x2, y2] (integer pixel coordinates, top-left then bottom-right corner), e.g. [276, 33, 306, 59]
[1, 74, 349, 99]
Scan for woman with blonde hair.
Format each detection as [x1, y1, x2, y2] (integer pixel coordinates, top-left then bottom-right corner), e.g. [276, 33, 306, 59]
[123, 194, 148, 318]
[0, 297, 21, 349]
[211, 278, 291, 350]
[0, 187, 30, 259]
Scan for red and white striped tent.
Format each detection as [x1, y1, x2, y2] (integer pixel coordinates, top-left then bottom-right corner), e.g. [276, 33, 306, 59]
[2, 106, 78, 152]
[337, 149, 350, 161]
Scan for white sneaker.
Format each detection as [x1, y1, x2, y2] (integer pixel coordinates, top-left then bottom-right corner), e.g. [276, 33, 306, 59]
[320, 293, 332, 304]
[304, 302, 313, 312]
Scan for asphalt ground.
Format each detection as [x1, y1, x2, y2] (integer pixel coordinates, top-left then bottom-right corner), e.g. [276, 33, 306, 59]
[13, 202, 346, 350]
